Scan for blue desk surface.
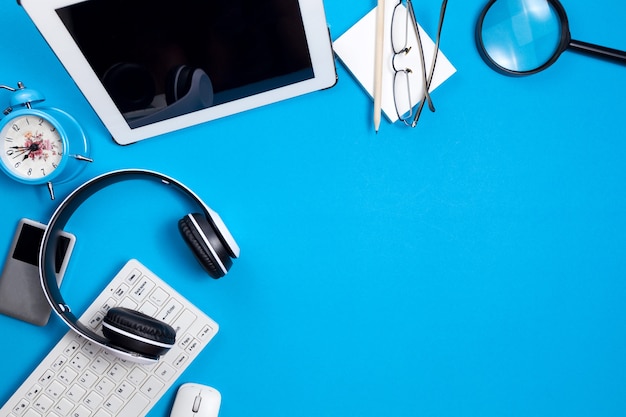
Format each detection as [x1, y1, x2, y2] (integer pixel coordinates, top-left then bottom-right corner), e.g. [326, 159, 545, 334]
[1, 1, 626, 416]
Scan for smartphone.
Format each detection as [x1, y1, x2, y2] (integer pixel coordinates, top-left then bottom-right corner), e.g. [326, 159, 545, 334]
[0, 218, 76, 326]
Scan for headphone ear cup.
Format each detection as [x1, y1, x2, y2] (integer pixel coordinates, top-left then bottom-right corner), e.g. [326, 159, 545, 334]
[178, 213, 233, 278]
[102, 307, 176, 358]
[165, 65, 195, 105]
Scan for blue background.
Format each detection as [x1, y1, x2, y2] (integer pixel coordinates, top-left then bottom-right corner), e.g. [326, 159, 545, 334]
[1, 1, 626, 416]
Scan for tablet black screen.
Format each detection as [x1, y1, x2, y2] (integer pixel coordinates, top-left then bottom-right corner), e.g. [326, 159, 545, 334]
[57, 0, 314, 126]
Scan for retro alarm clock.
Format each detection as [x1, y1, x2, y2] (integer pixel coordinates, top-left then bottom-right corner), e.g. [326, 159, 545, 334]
[0, 81, 92, 199]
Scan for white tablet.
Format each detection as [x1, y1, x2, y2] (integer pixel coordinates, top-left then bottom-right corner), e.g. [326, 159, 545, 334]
[20, 0, 337, 145]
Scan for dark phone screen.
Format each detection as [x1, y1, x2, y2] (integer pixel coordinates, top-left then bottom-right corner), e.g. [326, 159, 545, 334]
[12, 223, 71, 274]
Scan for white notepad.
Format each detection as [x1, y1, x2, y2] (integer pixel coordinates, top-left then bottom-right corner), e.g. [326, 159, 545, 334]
[333, 2, 456, 123]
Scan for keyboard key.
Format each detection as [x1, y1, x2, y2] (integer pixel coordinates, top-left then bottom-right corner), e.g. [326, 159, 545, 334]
[22, 409, 41, 417]
[94, 377, 116, 397]
[118, 298, 138, 310]
[82, 342, 100, 358]
[103, 395, 124, 414]
[53, 397, 74, 415]
[78, 370, 99, 388]
[125, 269, 142, 285]
[101, 298, 117, 313]
[185, 339, 201, 355]
[127, 368, 147, 386]
[94, 409, 112, 417]
[106, 363, 128, 382]
[154, 363, 176, 381]
[112, 284, 130, 299]
[66, 384, 87, 403]
[130, 278, 154, 302]
[83, 391, 104, 409]
[172, 309, 197, 334]
[58, 367, 78, 385]
[114, 381, 134, 400]
[72, 404, 92, 417]
[148, 287, 169, 306]
[157, 299, 183, 324]
[69, 353, 90, 371]
[32, 395, 53, 413]
[45, 381, 66, 399]
[178, 333, 193, 350]
[25, 385, 42, 400]
[90, 356, 111, 374]
[138, 301, 158, 317]
[118, 393, 150, 416]
[12, 399, 29, 415]
[51, 356, 67, 371]
[37, 370, 54, 386]
[172, 353, 189, 368]
[197, 324, 215, 341]
[63, 341, 81, 356]
[140, 377, 164, 398]
[88, 312, 105, 329]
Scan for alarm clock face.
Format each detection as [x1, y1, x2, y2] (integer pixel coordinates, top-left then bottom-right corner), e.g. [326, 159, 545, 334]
[0, 113, 66, 182]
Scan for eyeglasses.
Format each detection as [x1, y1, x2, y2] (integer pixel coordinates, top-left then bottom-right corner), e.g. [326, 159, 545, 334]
[391, 0, 448, 127]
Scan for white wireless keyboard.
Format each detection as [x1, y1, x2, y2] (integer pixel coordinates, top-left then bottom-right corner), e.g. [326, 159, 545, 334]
[0, 259, 219, 417]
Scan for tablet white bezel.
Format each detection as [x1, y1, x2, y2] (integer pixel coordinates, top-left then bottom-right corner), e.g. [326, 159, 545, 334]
[19, 0, 337, 145]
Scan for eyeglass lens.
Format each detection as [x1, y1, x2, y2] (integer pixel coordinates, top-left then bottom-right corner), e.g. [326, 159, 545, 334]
[391, 2, 410, 54]
[391, 2, 413, 122]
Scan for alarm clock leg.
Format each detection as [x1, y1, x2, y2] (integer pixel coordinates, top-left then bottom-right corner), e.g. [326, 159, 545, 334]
[47, 182, 55, 200]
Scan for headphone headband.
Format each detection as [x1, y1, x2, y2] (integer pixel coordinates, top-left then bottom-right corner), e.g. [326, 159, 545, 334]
[38, 168, 239, 362]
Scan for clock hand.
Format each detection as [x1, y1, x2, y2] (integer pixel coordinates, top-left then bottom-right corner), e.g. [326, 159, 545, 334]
[9, 141, 41, 151]
[10, 148, 29, 159]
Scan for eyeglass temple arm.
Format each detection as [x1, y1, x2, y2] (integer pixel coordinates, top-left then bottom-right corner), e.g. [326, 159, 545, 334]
[568, 39, 626, 65]
[411, 0, 448, 128]
[406, 0, 435, 113]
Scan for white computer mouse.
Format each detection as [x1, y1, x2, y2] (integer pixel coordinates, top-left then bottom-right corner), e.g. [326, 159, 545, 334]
[170, 383, 221, 417]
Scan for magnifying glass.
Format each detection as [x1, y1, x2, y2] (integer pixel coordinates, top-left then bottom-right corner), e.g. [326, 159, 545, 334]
[476, 0, 626, 75]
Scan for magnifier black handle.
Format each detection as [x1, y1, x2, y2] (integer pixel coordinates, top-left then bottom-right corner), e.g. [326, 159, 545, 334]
[569, 39, 626, 65]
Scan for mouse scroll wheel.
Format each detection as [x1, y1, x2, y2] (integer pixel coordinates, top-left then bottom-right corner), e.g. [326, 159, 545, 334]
[192, 395, 202, 413]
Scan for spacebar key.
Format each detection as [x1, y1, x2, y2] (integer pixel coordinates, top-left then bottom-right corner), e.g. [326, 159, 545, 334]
[119, 393, 150, 416]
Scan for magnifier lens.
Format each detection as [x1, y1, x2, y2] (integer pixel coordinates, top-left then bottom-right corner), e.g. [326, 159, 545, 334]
[480, 0, 563, 73]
